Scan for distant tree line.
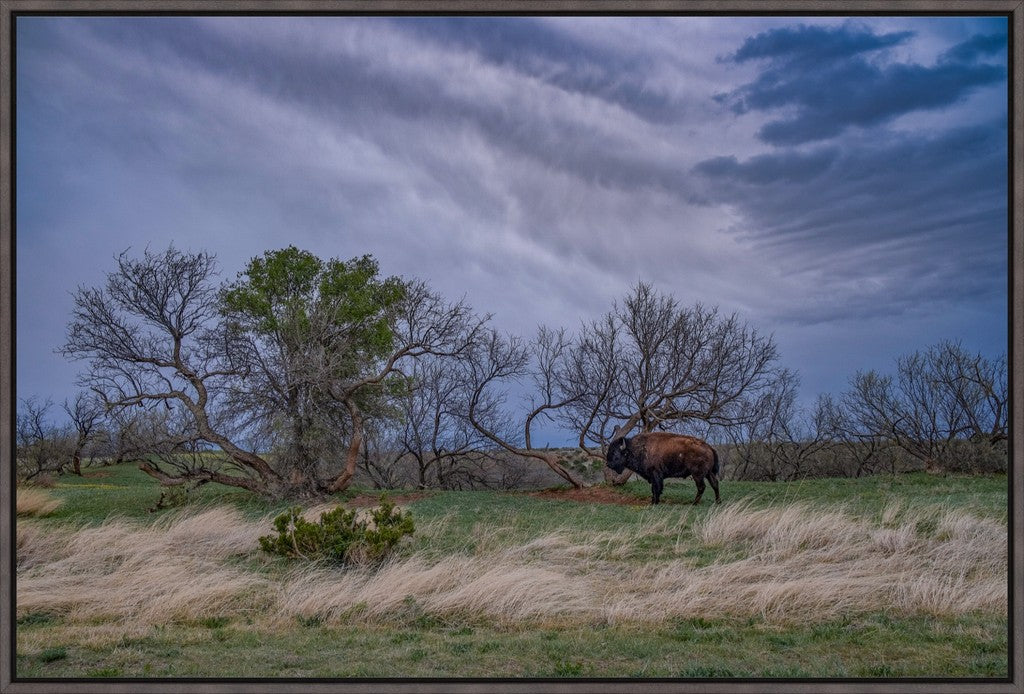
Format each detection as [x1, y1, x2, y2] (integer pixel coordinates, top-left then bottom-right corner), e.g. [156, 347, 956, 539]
[714, 340, 1007, 481]
[16, 245, 1007, 497]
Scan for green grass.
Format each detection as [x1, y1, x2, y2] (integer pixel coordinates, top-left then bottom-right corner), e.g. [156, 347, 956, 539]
[45, 462, 1007, 531]
[45, 463, 289, 525]
[36, 647, 67, 664]
[617, 473, 1008, 520]
[15, 613, 1006, 678]
[17, 464, 1009, 679]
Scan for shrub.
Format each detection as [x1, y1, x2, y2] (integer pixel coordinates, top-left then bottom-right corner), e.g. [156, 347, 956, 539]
[258, 495, 414, 565]
[33, 473, 59, 489]
[38, 647, 67, 663]
[17, 611, 56, 628]
[147, 482, 204, 513]
[935, 439, 1008, 474]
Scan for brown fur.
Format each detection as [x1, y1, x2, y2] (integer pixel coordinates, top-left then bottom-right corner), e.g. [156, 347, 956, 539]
[606, 432, 721, 505]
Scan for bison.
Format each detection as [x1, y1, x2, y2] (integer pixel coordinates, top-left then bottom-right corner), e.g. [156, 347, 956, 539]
[606, 431, 721, 505]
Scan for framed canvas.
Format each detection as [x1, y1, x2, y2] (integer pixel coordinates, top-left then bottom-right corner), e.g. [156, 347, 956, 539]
[2, 1, 1021, 692]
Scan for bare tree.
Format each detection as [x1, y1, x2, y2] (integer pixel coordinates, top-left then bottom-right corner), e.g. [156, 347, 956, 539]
[62, 246, 282, 495]
[817, 392, 901, 477]
[557, 313, 628, 483]
[357, 419, 408, 490]
[99, 405, 176, 467]
[722, 369, 800, 481]
[385, 356, 505, 489]
[455, 284, 785, 487]
[463, 327, 586, 488]
[105, 405, 244, 491]
[319, 279, 486, 493]
[16, 397, 74, 481]
[606, 284, 780, 432]
[550, 283, 784, 483]
[62, 392, 104, 476]
[929, 343, 1007, 445]
[843, 342, 1007, 472]
[762, 386, 833, 481]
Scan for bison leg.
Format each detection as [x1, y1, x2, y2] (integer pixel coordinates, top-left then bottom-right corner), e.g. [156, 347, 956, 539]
[692, 476, 706, 505]
[651, 477, 664, 505]
[707, 472, 721, 504]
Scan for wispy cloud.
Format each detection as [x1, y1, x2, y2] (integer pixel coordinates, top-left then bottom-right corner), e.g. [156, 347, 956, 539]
[16, 16, 1009, 427]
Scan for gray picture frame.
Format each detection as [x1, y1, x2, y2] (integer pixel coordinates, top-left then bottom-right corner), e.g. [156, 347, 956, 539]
[1, 2, 1020, 692]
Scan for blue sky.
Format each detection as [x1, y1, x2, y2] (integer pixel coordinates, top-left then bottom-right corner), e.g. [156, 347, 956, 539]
[15, 15, 1009, 443]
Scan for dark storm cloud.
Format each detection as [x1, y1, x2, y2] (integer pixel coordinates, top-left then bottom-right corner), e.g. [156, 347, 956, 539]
[693, 148, 838, 184]
[720, 23, 1006, 145]
[729, 24, 913, 66]
[941, 32, 1008, 63]
[692, 120, 1007, 324]
[691, 20, 1008, 332]
[694, 122, 1006, 246]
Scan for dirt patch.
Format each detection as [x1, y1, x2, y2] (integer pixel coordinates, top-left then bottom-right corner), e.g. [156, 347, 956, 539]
[527, 486, 647, 506]
[346, 492, 432, 508]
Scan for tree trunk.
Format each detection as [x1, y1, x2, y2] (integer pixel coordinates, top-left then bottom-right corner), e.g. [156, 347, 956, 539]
[417, 460, 428, 490]
[138, 462, 269, 495]
[533, 451, 585, 489]
[327, 400, 364, 493]
[603, 467, 633, 485]
[173, 383, 283, 486]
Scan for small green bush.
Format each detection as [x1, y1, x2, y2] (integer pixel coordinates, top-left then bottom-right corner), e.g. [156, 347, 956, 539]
[38, 647, 67, 663]
[258, 495, 414, 565]
[17, 611, 56, 628]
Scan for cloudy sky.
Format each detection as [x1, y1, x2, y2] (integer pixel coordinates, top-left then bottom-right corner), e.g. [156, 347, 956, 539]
[16, 15, 1009, 443]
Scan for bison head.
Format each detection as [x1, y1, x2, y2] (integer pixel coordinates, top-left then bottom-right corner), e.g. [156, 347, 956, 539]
[606, 436, 631, 473]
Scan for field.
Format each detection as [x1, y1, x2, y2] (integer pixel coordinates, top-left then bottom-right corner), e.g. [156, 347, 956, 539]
[14, 465, 1009, 679]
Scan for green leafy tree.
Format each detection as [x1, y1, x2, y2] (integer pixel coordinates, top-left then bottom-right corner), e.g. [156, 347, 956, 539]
[221, 247, 405, 493]
[64, 245, 481, 499]
[222, 246, 482, 495]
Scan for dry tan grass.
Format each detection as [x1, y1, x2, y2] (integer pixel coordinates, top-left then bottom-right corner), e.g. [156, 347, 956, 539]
[272, 553, 596, 627]
[659, 501, 1009, 622]
[17, 507, 271, 636]
[17, 500, 1007, 639]
[16, 487, 63, 517]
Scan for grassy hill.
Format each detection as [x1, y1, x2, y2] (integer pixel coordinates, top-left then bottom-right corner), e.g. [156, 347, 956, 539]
[14, 464, 1008, 678]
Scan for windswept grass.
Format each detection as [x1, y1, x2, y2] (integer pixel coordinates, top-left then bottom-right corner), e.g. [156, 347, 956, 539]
[17, 507, 270, 635]
[16, 466, 1007, 677]
[16, 487, 63, 518]
[18, 499, 1006, 636]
